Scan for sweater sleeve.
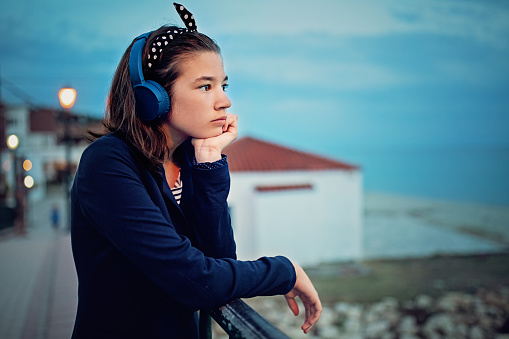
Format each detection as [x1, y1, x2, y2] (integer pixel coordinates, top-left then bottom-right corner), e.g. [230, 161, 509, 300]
[72, 136, 296, 311]
[185, 154, 236, 259]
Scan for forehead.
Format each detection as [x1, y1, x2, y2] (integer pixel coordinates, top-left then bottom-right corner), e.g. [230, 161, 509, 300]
[178, 52, 225, 80]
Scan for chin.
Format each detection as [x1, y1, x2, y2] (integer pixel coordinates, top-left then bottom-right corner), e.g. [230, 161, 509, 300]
[195, 129, 223, 139]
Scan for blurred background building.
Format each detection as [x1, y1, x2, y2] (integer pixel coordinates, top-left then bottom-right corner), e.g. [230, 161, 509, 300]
[0, 102, 101, 229]
[224, 137, 363, 266]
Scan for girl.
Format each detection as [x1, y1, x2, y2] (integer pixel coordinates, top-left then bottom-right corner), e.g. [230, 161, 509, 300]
[70, 3, 321, 338]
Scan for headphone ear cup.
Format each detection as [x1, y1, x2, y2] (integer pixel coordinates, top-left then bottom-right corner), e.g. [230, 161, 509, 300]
[133, 80, 171, 121]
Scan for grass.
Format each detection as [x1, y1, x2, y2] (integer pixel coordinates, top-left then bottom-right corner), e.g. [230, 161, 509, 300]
[307, 253, 509, 304]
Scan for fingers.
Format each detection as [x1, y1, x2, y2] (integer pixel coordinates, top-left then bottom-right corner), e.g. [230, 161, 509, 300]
[193, 114, 238, 162]
[301, 302, 322, 334]
[284, 294, 323, 334]
[298, 299, 321, 333]
[287, 264, 323, 334]
[284, 295, 299, 316]
[223, 113, 238, 135]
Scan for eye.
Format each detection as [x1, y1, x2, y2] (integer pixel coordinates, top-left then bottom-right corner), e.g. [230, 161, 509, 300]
[199, 84, 211, 91]
[222, 83, 229, 91]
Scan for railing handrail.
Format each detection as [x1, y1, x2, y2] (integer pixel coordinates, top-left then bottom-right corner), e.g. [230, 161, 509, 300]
[202, 298, 291, 339]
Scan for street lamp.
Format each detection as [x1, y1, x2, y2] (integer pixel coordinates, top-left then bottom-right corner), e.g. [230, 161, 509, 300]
[23, 159, 32, 171]
[58, 86, 77, 231]
[6, 134, 26, 235]
[23, 159, 34, 189]
[58, 87, 77, 109]
[24, 176, 35, 189]
[6, 135, 19, 195]
[6, 134, 19, 150]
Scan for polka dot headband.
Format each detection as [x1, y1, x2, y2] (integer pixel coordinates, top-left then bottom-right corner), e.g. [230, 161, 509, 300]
[147, 2, 197, 69]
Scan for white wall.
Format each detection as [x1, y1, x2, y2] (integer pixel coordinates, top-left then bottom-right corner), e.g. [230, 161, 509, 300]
[228, 169, 363, 266]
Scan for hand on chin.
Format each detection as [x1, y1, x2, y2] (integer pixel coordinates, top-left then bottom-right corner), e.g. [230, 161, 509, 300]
[192, 113, 238, 163]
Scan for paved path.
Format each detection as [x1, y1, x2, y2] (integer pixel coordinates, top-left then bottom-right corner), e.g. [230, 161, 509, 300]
[0, 191, 77, 339]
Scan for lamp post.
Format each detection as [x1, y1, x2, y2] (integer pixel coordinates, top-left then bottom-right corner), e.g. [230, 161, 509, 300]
[58, 86, 76, 231]
[6, 134, 26, 235]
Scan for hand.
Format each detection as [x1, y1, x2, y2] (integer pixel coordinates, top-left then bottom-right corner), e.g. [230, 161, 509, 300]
[192, 113, 238, 163]
[285, 264, 322, 334]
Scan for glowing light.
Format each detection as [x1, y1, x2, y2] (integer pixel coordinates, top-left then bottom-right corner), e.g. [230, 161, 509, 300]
[7, 135, 19, 150]
[2, 160, 11, 171]
[23, 159, 32, 171]
[58, 87, 77, 109]
[24, 175, 34, 188]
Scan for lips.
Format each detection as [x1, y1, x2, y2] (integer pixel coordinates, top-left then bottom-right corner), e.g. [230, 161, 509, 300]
[212, 116, 227, 122]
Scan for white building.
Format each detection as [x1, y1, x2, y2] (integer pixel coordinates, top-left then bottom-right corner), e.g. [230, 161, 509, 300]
[1, 104, 100, 203]
[224, 137, 363, 266]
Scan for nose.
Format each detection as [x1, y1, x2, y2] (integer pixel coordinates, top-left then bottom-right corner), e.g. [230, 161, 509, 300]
[215, 90, 231, 111]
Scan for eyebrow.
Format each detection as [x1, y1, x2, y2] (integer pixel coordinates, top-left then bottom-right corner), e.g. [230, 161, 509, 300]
[193, 75, 228, 83]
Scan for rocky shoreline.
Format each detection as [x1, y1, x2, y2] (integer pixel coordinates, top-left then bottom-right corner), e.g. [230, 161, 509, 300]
[212, 286, 509, 339]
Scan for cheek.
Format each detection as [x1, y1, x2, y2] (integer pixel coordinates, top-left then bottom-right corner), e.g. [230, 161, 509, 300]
[171, 94, 195, 115]
[169, 92, 223, 138]
[169, 107, 223, 139]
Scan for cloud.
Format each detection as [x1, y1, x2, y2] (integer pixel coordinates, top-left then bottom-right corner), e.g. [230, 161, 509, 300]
[270, 98, 341, 115]
[202, 0, 509, 49]
[225, 52, 413, 91]
[388, 0, 509, 49]
[198, 0, 401, 36]
[3, 0, 507, 55]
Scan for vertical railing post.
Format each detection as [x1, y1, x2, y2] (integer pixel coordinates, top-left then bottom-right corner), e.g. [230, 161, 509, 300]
[199, 310, 212, 339]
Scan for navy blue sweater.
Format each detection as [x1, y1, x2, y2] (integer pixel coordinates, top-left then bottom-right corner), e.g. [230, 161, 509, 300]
[70, 133, 296, 338]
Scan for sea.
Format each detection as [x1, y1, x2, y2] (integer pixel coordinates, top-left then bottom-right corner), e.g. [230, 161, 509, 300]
[340, 147, 509, 206]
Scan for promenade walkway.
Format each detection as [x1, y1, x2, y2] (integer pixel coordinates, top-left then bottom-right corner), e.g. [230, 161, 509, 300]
[0, 191, 77, 339]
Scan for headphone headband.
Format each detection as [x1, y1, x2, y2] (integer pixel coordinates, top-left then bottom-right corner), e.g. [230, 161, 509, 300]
[129, 32, 152, 87]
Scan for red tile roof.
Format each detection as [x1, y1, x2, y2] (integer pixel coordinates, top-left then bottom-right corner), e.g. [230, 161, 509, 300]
[223, 137, 359, 172]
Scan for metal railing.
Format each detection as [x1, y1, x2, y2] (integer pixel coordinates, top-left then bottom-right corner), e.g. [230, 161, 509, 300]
[200, 298, 291, 339]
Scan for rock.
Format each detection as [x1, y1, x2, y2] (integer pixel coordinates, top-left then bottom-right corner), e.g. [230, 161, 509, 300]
[399, 334, 420, 339]
[246, 285, 509, 339]
[318, 324, 342, 339]
[469, 325, 484, 339]
[343, 304, 363, 334]
[436, 292, 474, 313]
[455, 322, 469, 338]
[317, 306, 336, 326]
[364, 319, 391, 338]
[415, 294, 434, 310]
[422, 313, 455, 337]
[398, 315, 418, 335]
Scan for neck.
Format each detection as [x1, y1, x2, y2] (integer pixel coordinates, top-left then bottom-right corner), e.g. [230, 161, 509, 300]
[161, 122, 187, 166]
[163, 160, 181, 188]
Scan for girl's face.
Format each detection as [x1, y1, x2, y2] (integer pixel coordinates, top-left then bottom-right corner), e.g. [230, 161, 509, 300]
[166, 51, 231, 144]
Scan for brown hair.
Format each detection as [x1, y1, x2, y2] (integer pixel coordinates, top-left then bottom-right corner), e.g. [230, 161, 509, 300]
[94, 25, 221, 171]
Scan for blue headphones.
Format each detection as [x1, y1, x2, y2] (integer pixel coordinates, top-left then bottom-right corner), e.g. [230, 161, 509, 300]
[128, 31, 171, 122]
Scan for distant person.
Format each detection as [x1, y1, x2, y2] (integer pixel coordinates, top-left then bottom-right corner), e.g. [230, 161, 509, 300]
[0, 173, 9, 201]
[70, 3, 321, 338]
[14, 188, 26, 235]
[50, 204, 60, 232]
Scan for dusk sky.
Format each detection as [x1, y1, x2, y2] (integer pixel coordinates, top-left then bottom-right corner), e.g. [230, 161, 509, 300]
[1, 0, 508, 203]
